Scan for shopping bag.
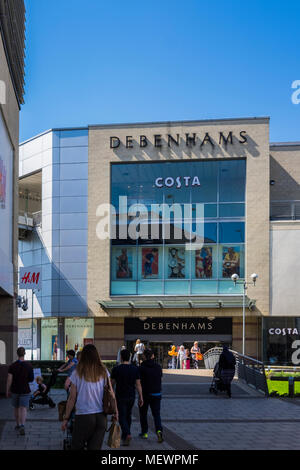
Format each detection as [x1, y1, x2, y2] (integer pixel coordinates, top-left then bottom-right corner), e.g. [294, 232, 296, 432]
[107, 421, 121, 449]
[58, 401, 67, 421]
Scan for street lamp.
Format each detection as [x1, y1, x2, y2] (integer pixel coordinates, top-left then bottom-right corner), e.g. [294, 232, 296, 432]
[231, 273, 258, 356]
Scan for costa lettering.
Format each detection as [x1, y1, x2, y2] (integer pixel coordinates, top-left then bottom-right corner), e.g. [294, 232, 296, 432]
[155, 176, 201, 189]
[268, 328, 299, 336]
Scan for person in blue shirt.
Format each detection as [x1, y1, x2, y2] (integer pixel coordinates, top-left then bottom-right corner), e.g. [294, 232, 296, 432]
[58, 350, 78, 391]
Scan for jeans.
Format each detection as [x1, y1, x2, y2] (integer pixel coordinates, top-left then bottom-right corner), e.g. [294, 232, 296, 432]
[139, 395, 162, 434]
[71, 412, 107, 450]
[117, 397, 135, 440]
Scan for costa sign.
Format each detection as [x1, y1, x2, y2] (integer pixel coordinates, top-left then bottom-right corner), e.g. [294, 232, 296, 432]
[155, 176, 201, 189]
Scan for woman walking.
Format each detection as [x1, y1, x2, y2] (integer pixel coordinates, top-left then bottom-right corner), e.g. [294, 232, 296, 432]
[61, 344, 118, 450]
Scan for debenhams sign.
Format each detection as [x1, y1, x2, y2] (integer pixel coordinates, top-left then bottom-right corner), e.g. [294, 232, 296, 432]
[110, 130, 247, 149]
[124, 317, 232, 336]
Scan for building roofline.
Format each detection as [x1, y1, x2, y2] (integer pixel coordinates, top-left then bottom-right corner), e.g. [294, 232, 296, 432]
[88, 116, 270, 130]
[19, 126, 88, 146]
[270, 142, 300, 148]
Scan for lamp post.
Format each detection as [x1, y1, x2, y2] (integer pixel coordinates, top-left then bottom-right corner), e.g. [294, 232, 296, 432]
[231, 273, 258, 356]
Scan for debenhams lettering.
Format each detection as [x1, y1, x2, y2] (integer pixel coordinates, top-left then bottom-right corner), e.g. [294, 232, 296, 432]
[143, 321, 213, 332]
[110, 130, 248, 149]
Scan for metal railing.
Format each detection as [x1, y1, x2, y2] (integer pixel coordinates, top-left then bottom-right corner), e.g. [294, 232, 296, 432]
[203, 347, 269, 396]
[270, 200, 300, 221]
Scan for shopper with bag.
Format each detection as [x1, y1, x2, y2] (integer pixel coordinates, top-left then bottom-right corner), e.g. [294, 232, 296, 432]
[61, 344, 118, 450]
[111, 348, 143, 446]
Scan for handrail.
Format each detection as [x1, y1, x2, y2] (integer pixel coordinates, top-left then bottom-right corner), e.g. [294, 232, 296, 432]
[203, 347, 269, 396]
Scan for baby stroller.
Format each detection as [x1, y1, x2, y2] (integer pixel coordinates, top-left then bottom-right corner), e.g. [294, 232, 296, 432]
[29, 368, 58, 410]
[209, 362, 227, 395]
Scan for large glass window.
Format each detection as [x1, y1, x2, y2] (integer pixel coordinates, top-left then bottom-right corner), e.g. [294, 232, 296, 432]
[41, 318, 58, 360]
[111, 159, 245, 295]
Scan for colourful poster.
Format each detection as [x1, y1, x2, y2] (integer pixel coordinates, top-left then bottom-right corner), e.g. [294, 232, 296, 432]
[222, 246, 240, 278]
[142, 247, 159, 278]
[195, 247, 213, 278]
[115, 248, 133, 279]
[168, 247, 185, 278]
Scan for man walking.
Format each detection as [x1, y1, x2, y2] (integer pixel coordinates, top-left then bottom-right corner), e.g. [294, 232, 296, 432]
[57, 349, 78, 391]
[111, 348, 143, 446]
[139, 349, 163, 443]
[6, 347, 34, 435]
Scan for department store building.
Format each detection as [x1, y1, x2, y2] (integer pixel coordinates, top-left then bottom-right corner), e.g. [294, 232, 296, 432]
[0, 0, 26, 364]
[18, 117, 300, 366]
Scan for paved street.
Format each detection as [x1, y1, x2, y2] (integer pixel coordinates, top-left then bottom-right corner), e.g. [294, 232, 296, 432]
[1, 369, 300, 450]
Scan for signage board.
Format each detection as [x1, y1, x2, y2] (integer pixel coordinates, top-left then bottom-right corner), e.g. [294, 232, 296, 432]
[19, 266, 42, 290]
[124, 317, 232, 336]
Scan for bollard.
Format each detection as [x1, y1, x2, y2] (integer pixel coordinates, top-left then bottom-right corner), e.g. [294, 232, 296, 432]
[288, 376, 295, 397]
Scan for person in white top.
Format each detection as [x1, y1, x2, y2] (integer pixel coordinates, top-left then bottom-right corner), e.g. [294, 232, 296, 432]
[177, 345, 186, 369]
[61, 343, 118, 450]
[134, 339, 145, 366]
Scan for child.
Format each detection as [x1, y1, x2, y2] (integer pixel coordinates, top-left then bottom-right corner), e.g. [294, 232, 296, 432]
[29, 376, 55, 409]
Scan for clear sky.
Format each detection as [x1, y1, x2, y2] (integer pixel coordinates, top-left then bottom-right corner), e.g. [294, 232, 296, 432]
[20, 0, 300, 143]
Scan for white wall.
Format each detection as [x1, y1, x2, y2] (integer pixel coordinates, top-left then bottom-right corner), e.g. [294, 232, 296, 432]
[18, 129, 88, 319]
[0, 111, 13, 295]
[270, 223, 300, 316]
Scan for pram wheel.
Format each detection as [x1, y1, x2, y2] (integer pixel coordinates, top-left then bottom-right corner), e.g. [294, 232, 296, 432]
[63, 438, 72, 450]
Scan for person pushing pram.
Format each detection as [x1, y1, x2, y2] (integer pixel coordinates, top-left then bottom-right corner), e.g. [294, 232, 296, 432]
[29, 373, 57, 409]
[210, 346, 236, 398]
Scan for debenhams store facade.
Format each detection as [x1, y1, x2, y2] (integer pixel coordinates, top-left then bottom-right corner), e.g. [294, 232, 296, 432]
[89, 116, 297, 366]
[20, 117, 300, 366]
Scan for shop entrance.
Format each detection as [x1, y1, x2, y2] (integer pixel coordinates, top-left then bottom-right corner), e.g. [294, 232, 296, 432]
[126, 339, 230, 368]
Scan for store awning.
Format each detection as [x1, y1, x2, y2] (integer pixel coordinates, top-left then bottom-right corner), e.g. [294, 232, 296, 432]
[97, 296, 256, 311]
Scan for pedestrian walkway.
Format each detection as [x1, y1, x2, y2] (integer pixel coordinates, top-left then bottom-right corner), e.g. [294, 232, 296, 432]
[1, 370, 300, 450]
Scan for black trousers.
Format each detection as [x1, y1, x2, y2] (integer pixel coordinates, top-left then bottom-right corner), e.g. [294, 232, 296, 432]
[139, 395, 162, 434]
[71, 413, 107, 450]
[117, 397, 135, 440]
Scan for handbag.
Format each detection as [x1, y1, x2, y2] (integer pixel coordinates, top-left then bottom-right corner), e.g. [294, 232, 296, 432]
[103, 372, 117, 415]
[58, 401, 67, 421]
[107, 420, 121, 448]
[196, 353, 203, 361]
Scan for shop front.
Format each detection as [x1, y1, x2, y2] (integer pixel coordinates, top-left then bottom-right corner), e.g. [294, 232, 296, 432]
[263, 317, 300, 366]
[124, 317, 232, 367]
[18, 317, 95, 360]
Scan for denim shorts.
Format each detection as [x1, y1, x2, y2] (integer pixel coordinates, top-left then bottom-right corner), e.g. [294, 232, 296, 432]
[11, 393, 31, 408]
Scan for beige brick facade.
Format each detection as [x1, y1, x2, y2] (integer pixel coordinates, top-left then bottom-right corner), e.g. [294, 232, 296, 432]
[87, 118, 270, 358]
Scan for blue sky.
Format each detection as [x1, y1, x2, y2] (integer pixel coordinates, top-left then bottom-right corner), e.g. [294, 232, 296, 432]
[20, 0, 300, 143]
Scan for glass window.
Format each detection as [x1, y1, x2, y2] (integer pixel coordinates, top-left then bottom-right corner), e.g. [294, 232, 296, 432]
[219, 160, 246, 202]
[219, 222, 245, 243]
[65, 318, 94, 355]
[112, 246, 137, 280]
[219, 203, 245, 218]
[111, 159, 245, 295]
[221, 245, 245, 279]
[41, 318, 58, 360]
